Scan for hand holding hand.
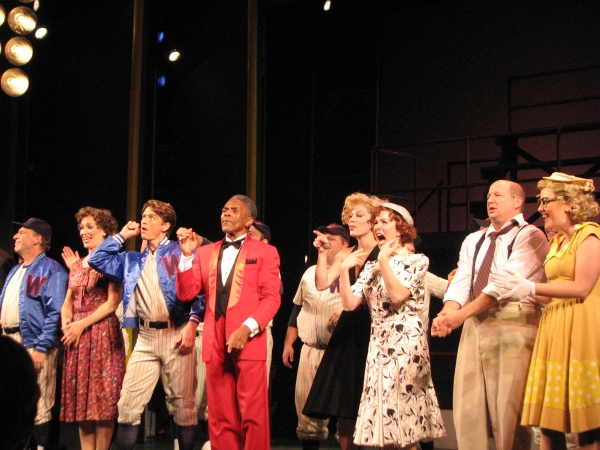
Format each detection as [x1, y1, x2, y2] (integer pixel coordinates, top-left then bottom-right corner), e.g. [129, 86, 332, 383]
[489, 268, 533, 301]
[441, 309, 467, 331]
[313, 230, 331, 252]
[120, 221, 141, 240]
[61, 246, 80, 270]
[431, 314, 452, 337]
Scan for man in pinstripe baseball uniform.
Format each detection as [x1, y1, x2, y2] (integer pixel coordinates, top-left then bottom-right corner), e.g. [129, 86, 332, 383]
[282, 223, 349, 450]
[89, 200, 204, 450]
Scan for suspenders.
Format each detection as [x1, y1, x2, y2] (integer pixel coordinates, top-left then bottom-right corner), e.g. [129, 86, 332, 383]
[469, 222, 528, 299]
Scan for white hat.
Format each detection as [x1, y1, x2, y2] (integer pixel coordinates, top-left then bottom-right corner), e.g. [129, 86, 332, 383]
[381, 202, 413, 225]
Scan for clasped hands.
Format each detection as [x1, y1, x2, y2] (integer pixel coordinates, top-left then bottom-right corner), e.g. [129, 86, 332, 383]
[431, 268, 533, 337]
[61, 318, 86, 347]
[431, 307, 464, 337]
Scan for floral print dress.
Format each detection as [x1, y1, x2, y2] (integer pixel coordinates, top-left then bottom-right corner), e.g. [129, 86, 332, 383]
[60, 260, 125, 422]
[351, 253, 445, 447]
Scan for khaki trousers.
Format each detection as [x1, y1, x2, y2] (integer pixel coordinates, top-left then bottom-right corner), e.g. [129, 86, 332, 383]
[453, 302, 539, 450]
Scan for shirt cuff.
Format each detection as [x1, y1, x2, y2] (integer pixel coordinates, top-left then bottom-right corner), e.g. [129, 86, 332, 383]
[243, 318, 260, 337]
[179, 254, 193, 272]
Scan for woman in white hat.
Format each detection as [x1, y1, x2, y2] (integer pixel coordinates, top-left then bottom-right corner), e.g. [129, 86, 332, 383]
[339, 202, 445, 449]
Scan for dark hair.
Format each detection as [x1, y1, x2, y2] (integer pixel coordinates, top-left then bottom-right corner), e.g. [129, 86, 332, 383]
[0, 336, 40, 450]
[75, 206, 118, 236]
[141, 200, 177, 237]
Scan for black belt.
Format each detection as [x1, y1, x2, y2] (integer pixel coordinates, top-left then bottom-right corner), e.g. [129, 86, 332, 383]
[3, 325, 20, 335]
[138, 318, 171, 329]
[306, 342, 327, 350]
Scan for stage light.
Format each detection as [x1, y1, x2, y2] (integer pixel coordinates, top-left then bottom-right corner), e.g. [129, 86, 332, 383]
[168, 49, 180, 62]
[323, 0, 331, 11]
[5, 36, 33, 65]
[0, 5, 6, 26]
[33, 0, 40, 11]
[157, 75, 166, 87]
[1, 68, 29, 96]
[157, 31, 164, 43]
[7, 6, 37, 35]
[34, 24, 47, 38]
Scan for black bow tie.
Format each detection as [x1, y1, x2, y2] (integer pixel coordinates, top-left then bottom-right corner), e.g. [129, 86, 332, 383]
[223, 239, 244, 250]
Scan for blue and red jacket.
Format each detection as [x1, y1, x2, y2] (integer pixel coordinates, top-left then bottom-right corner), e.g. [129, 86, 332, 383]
[89, 234, 204, 328]
[0, 252, 68, 353]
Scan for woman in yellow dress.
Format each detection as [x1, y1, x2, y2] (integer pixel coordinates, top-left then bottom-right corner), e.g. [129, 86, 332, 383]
[491, 172, 600, 449]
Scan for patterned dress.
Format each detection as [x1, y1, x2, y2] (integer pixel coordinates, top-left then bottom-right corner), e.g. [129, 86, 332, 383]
[60, 259, 125, 422]
[351, 252, 445, 447]
[522, 222, 600, 433]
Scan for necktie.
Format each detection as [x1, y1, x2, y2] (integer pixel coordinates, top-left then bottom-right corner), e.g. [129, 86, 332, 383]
[472, 221, 517, 298]
[222, 239, 244, 249]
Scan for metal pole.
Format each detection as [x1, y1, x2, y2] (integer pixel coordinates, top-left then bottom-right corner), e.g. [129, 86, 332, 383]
[246, 0, 258, 202]
[126, 0, 144, 251]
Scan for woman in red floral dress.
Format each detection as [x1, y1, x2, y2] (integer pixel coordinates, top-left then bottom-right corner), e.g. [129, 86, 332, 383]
[60, 207, 125, 450]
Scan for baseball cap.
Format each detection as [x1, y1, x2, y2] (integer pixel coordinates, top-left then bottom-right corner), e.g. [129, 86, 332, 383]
[316, 223, 350, 242]
[252, 221, 271, 242]
[13, 217, 52, 242]
[380, 202, 413, 225]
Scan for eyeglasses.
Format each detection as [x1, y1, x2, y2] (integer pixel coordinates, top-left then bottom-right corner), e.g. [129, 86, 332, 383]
[537, 195, 568, 208]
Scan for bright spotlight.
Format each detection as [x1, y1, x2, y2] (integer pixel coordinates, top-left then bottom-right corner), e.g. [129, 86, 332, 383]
[1, 68, 30, 97]
[157, 75, 166, 87]
[0, 5, 6, 26]
[8, 6, 37, 35]
[157, 31, 164, 43]
[168, 49, 180, 62]
[5, 36, 33, 65]
[34, 24, 47, 38]
[323, 0, 331, 11]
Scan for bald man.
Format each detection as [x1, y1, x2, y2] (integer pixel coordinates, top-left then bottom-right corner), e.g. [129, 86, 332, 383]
[432, 180, 549, 450]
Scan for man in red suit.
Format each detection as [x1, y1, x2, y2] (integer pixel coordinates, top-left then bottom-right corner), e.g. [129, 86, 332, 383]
[176, 195, 281, 450]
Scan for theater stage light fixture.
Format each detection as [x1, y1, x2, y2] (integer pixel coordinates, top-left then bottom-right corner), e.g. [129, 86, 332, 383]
[1, 68, 29, 96]
[5, 36, 33, 65]
[7, 6, 37, 35]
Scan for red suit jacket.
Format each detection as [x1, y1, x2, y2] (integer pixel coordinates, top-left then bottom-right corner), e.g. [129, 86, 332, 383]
[176, 236, 281, 362]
